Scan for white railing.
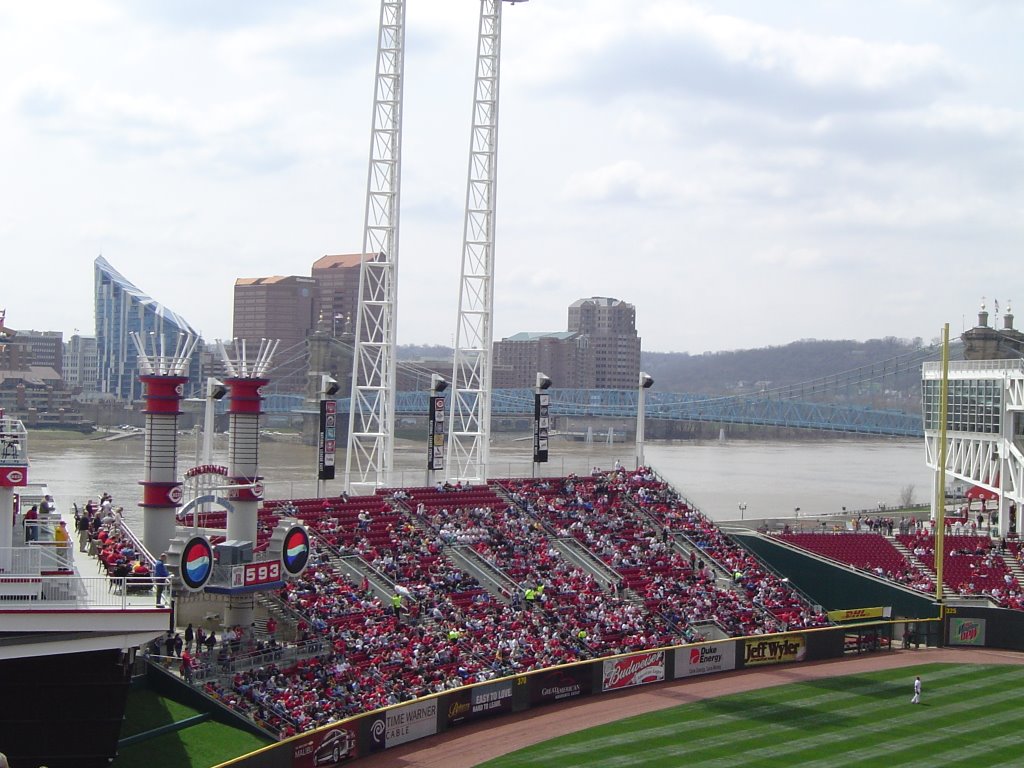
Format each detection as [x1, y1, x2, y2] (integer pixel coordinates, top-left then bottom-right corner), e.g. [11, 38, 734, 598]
[0, 573, 171, 610]
[33, 540, 74, 571]
[924, 360, 1024, 376]
[0, 416, 28, 466]
[0, 546, 42, 574]
[258, 456, 608, 502]
[1, 540, 69, 573]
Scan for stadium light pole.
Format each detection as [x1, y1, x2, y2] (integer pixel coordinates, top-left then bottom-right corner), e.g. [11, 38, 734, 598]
[532, 373, 552, 477]
[427, 374, 448, 486]
[636, 372, 654, 469]
[317, 375, 340, 498]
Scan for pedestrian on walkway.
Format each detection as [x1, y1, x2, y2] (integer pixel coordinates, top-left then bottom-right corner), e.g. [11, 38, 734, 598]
[153, 553, 170, 606]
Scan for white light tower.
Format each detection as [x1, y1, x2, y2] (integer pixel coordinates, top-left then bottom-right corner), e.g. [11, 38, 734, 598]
[636, 372, 654, 469]
[346, 0, 407, 495]
[448, 0, 525, 484]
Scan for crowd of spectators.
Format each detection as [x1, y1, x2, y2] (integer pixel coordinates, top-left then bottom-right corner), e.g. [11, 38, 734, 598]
[175, 469, 835, 737]
[71, 467, 1024, 741]
[79, 494, 161, 592]
[499, 468, 829, 635]
[777, 517, 1024, 604]
[778, 531, 935, 593]
[400, 486, 677, 650]
[898, 532, 1022, 605]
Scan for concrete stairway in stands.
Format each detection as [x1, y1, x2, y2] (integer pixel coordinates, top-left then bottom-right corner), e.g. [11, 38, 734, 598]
[447, 544, 518, 603]
[552, 536, 622, 594]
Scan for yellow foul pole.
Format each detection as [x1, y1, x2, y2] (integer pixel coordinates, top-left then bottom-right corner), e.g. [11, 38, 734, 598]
[934, 323, 950, 603]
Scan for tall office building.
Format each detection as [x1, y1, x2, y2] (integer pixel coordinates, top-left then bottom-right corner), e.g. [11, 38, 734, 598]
[233, 276, 316, 392]
[0, 330, 63, 374]
[310, 254, 373, 335]
[63, 334, 99, 396]
[492, 332, 594, 389]
[94, 255, 204, 401]
[567, 297, 641, 389]
[492, 297, 640, 390]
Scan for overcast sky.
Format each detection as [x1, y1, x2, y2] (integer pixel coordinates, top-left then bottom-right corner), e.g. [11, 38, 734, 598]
[2, 0, 1021, 354]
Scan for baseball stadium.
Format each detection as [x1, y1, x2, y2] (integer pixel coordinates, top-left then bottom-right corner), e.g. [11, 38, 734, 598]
[110, 345, 1024, 768]
[1, 1, 1021, 760]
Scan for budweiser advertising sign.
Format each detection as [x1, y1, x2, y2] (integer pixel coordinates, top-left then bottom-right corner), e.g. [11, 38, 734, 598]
[602, 651, 665, 691]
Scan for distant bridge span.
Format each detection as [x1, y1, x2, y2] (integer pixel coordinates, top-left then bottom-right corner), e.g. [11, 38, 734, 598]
[263, 388, 923, 438]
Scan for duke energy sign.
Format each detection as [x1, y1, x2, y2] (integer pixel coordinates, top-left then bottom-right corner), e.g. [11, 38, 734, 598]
[674, 643, 737, 678]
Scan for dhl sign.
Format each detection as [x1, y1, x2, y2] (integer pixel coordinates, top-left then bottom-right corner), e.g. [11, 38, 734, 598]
[826, 606, 891, 622]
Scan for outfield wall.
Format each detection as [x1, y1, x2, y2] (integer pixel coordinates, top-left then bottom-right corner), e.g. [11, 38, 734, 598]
[216, 624, 884, 768]
[943, 605, 1024, 650]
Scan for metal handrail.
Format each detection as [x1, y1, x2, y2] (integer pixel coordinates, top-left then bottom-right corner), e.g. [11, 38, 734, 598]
[0, 573, 171, 610]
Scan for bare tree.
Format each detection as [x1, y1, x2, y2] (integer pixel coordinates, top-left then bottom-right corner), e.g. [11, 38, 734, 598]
[899, 484, 915, 508]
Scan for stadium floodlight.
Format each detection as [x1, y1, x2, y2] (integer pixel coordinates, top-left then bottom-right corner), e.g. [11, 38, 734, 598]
[207, 377, 227, 401]
[321, 375, 340, 398]
[636, 372, 654, 468]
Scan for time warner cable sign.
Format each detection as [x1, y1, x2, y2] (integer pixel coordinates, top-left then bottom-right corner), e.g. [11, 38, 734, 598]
[369, 699, 437, 751]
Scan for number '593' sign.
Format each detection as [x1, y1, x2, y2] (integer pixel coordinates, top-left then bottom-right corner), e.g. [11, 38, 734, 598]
[232, 561, 282, 588]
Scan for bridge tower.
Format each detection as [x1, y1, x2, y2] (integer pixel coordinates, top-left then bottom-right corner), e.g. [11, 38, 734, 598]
[345, 0, 407, 495]
[447, 0, 525, 484]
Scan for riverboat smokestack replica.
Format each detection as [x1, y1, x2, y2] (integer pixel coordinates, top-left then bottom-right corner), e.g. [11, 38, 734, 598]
[133, 331, 199, 557]
[218, 338, 278, 628]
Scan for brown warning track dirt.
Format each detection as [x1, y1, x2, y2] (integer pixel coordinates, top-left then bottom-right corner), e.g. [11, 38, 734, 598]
[354, 648, 1024, 768]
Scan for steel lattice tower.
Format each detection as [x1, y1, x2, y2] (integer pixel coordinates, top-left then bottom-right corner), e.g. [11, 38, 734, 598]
[345, 0, 407, 495]
[447, 0, 519, 484]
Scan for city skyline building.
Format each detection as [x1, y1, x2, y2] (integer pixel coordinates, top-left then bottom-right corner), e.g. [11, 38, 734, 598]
[94, 255, 204, 401]
[0, 329, 63, 374]
[492, 331, 593, 389]
[224, 255, 372, 393]
[567, 297, 641, 389]
[493, 297, 641, 391]
[63, 333, 99, 397]
[311, 254, 373, 340]
[233, 275, 317, 392]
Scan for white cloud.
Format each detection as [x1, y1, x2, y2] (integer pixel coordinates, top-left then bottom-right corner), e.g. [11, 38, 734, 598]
[751, 247, 826, 269]
[563, 161, 665, 203]
[0, 0, 1021, 356]
[653, 4, 953, 92]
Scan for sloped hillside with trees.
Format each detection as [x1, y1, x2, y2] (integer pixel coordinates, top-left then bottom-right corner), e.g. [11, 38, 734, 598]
[640, 337, 932, 400]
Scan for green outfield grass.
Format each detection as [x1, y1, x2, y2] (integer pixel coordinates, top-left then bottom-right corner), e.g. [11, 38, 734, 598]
[112, 688, 271, 768]
[479, 663, 1022, 768]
